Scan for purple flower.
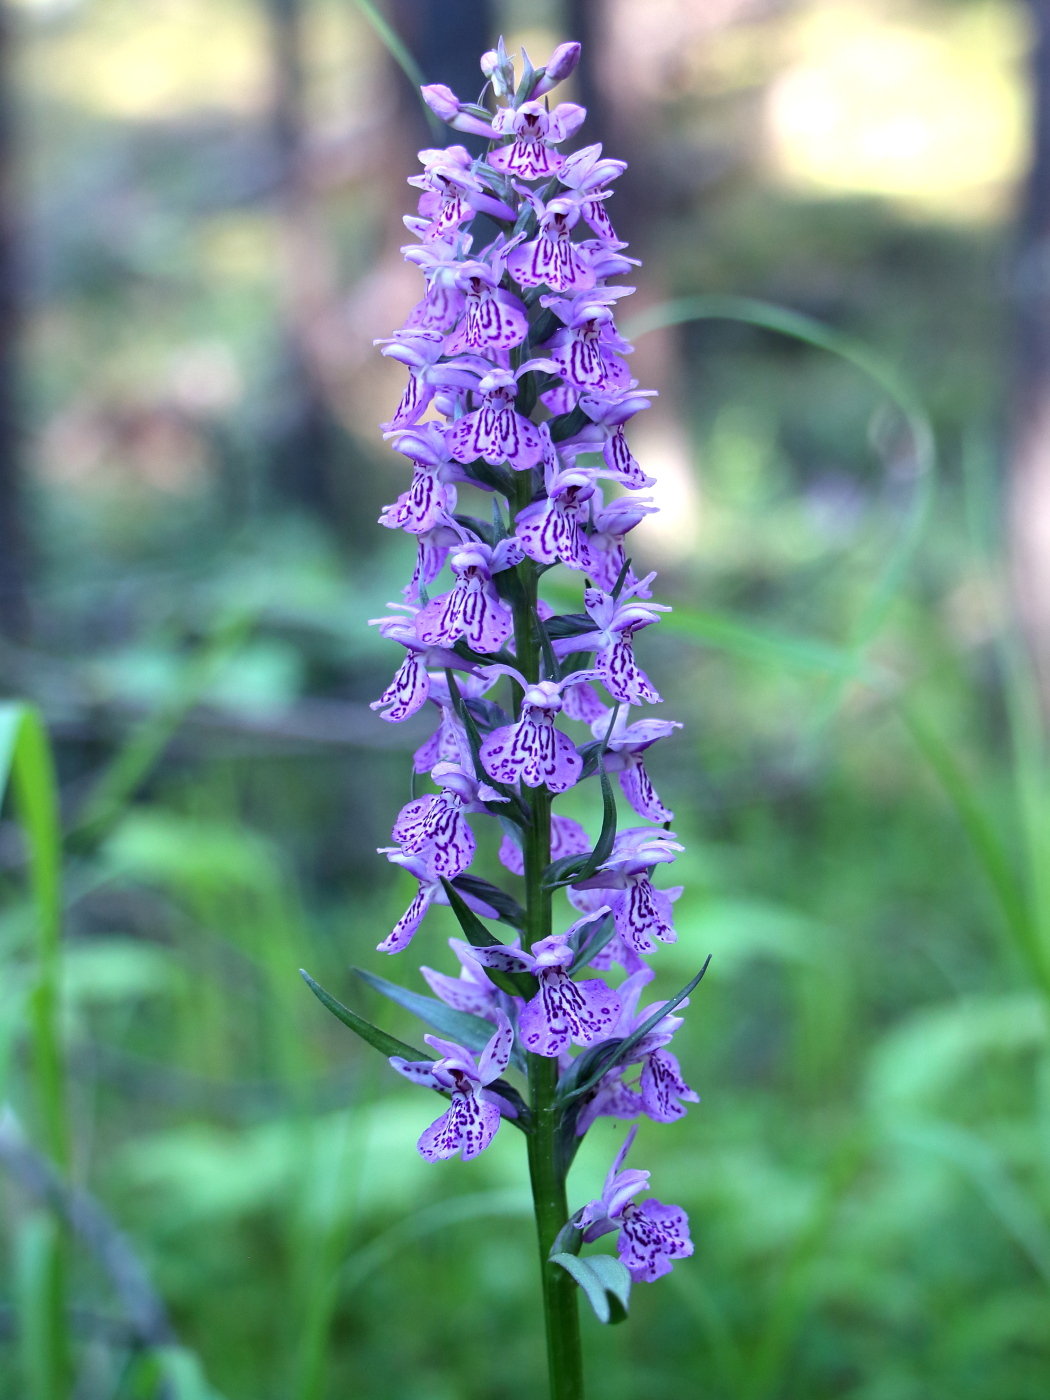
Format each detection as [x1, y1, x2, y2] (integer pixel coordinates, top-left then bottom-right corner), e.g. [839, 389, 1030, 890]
[453, 258, 529, 354]
[560, 679, 608, 724]
[499, 812, 590, 876]
[554, 578, 670, 705]
[506, 196, 595, 292]
[573, 827, 684, 955]
[556, 143, 628, 245]
[369, 604, 479, 722]
[479, 668, 601, 792]
[533, 42, 582, 96]
[402, 233, 469, 334]
[420, 936, 513, 1021]
[390, 1012, 515, 1161]
[488, 100, 585, 180]
[416, 536, 524, 653]
[539, 288, 634, 393]
[576, 1126, 693, 1282]
[576, 969, 698, 1132]
[561, 388, 657, 489]
[408, 146, 509, 240]
[589, 704, 682, 822]
[420, 84, 495, 140]
[381, 424, 463, 535]
[447, 361, 557, 470]
[567, 885, 648, 974]
[377, 331, 490, 431]
[376, 851, 500, 954]
[390, 760, 507, 880]
[467, 913, 620, 1056]
[514, 426, 595, 570]
[580, 489, 658, 593]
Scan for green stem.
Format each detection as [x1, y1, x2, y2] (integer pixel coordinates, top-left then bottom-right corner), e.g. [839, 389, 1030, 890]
[509, 512, 585, 1400]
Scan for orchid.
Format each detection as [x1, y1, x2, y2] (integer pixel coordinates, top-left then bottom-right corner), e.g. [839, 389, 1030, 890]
[415, 535, 523, 652]
[554, 578, 671, 705]
[573, 827, 685, 954]
[467, 914, 620, 1057]
[576, 1127, 694, 1282]
[478, 668, 602, 793]
[301, 39, 710, 1400]
[589, 704, 682, 822]
[390, 1013, 515, 1160]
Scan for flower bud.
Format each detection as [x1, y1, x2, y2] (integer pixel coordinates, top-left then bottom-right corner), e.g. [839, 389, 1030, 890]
[533, 41, 582, 96]
[420, 83, 495, 138]
[481, 43, 515, 98]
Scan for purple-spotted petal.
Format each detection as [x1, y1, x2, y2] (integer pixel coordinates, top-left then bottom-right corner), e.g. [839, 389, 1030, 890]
[517, 968, 620, 1056]
[371, 652, 430, 723]
[417, 1089, 502, 1162]
[617, 1200, 693, 1282]
[640, 1048, 700, 1123]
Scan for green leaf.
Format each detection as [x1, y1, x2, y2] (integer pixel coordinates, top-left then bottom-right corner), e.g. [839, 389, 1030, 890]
[351, 0, 443, 139]
[439, 879, 538, 998]
[299, 970, 431, 1063]
[353, 967, 527, 1074]
[571, 912, 617, 975]
[557, 957, 712, 1106]
[451, 874, 525, 929]
[550, 1253, 631, 1325]
[545, 758, 617, 889]
[0, 704, 68, 1170]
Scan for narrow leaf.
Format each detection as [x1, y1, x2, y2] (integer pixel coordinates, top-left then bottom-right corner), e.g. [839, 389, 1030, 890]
[451, 874, 525, 929]
[439, 879, 538, 997]
[545, 758, 616, 889]
[354, 967, 496, 1050]
[558, 957, 712, 1105]
[300, 970, 430, 1062]
[353, 967, 527, 1074]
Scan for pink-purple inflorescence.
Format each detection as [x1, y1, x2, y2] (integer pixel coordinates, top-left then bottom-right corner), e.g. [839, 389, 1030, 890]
[366, 37, 695, 1288]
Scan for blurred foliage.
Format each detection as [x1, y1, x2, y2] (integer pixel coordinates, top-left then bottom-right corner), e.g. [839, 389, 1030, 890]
[2, 0, 1050, 1397]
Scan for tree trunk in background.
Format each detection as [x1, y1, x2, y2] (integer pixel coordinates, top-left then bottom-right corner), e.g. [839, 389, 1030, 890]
[1011, 0, 1050, 693]
[0, 0, 26, 641]
[265, 0, 341, 517]
[392, 0, 494, 151]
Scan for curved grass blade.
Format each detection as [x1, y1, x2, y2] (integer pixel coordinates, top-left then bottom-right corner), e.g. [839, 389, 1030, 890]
[623, 294, 936, 734]
[353, 0, 443, 139]
[544, 757, 616, 889]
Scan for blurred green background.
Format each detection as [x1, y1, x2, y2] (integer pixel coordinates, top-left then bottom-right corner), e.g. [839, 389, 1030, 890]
[4, 0, 1050, 1396]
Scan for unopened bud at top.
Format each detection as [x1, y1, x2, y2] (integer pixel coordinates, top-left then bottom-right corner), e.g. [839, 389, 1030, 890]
[481, 37, 515, 98]
[533, 41, 582, 96]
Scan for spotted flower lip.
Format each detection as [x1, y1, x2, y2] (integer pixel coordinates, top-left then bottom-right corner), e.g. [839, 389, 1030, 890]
[488, 100, 586, 180]
[588, 703, 682, 822]
[465, 912, 620, 1056]
[446, 360, 559, 470]
[505, 195, 596, 292]
[376, 851, 500, 954]
[390, 1012, 515, 1161]
[553, 578, 671, 705]
[415, 535, 523, 653]
[368, 604, 480, 723]
[556, 143, 628, 244]
[477, 665, 603, 793]
[575, 1127, 694, 1281]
